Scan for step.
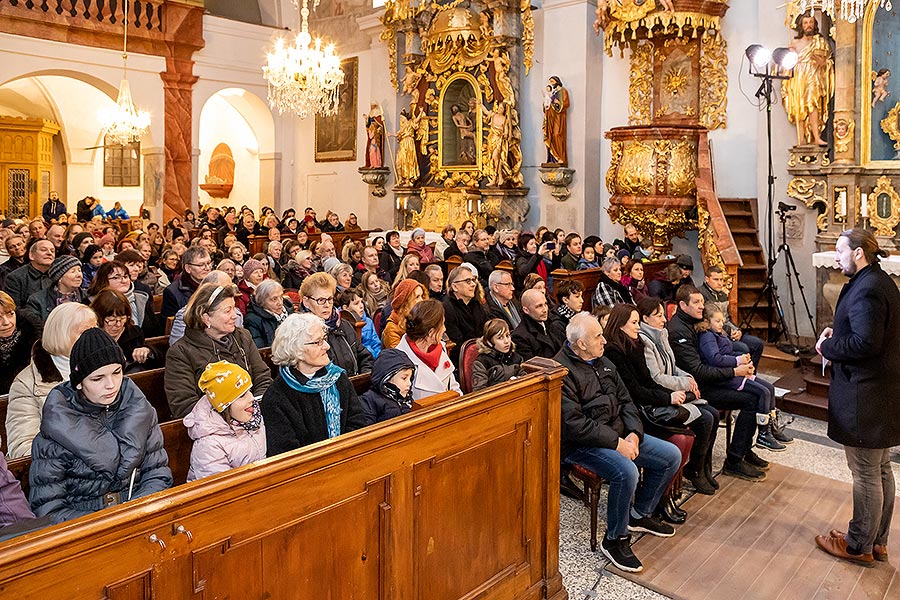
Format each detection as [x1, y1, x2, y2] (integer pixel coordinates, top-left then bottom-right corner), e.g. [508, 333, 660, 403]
[759, 343, 801, 378]
[803, 369, 830, 398]
[724, 216, 756, 228]
[779, 388, 828, 421]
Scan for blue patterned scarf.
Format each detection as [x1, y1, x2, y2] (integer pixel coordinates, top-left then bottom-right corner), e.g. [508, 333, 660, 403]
[280, 363, 345, 438]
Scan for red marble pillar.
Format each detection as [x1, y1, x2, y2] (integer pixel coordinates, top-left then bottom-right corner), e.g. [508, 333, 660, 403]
[160, 57, 198, 222]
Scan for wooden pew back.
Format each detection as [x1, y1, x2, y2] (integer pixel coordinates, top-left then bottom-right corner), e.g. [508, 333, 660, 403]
[0, 364, 567, 600]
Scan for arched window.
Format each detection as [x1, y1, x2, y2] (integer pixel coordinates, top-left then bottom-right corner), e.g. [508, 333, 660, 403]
[103, 134, 140, 187]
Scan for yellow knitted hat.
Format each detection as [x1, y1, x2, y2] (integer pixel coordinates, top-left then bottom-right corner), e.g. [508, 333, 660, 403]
[198, 360, 253, 413]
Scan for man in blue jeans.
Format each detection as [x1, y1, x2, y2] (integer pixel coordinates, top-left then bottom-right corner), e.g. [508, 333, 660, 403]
[554, 312, 681, 573]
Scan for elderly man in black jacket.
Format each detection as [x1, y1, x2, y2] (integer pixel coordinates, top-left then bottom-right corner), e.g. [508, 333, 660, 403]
[555, 312, 681, 573]
[511, 289, 563, 361]
[815, 229, 900, 567]
[667, 285, 768, 482]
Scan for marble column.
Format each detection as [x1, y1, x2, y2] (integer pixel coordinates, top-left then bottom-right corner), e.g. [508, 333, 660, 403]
[160, 57, 199, 222]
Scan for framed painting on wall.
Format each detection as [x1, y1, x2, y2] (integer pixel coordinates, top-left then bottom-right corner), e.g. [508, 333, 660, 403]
[315, 56, 358, 162]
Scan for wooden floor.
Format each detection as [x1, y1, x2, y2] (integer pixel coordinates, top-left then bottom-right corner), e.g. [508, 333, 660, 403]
[619, 463, 900, 600]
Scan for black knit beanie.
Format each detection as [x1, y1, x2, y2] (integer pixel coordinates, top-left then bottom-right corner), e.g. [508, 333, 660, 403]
[70, 328, 126, 387]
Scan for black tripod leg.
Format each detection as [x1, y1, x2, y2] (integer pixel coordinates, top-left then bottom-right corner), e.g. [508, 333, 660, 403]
[783, 245, 817, 340]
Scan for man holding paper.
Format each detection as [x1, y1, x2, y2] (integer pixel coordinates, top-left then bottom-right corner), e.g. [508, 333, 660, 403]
[815, 228, 900, 567]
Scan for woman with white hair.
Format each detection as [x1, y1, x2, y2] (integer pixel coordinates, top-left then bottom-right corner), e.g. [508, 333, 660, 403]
[261, 313, 367, 456]
[245, 279, 293, 348]
[329, 262, 354, 292]
[405, 227, 434, 264]
[6, 303, 97, 458]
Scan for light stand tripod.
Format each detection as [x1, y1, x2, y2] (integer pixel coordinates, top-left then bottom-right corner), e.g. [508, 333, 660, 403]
[739, 60, 811, 351]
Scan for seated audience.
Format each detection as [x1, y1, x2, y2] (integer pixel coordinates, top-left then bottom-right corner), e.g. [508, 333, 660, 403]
[379, 231, 404, 281]
[6, 303, 96, 458]
[88, 260, 161, 337]
[667, 286, 769, 482]
[624, 260, 649, 303]
[320, 210, 344, 233]
[345, 213, 361, 231]
[0, 291, 39, 395]
[336, 288, 382, 359]
[25, 255, 85, 323]
[391, 254, 421, 290]
[92, 289, 154, 370]
[406, 228, 435, 264]
[443, 228, 469, 261]
[352, 245, 388, 287]
[594, 257, 634, 307]
[283, 249, 314, 290]
[472, 318, 525, 392]
[0, 450, 37, 538]
[515, 233, 554, 289]
[106, 202, 129, 220]
[434, 225, 456, 261]
[603, 304, 720, 500]
[381, 279, 425, 349]
[555, 312, 681, 573]
[550, 279, 584, 334]
[423, 264, 445, 301]
[216, 258, 238, 283]
[360, 270, 389, 317]
[696, 304, 790, 451]
[185, 360, 267, 481]
[676, 255, 697, 287]
[236, 212, 264, 247]
[486, 270, 521, 330]
[330, 262, 354, 292]
[300, 272, 373, 376]
[442, 266, 489, 364]
[577, 245, 599, 270]
[699, 265, 765, 367]
[358, 348, 416, 426]
[236, 258, 267, 315]
[6, 239, 54, 308]
[647, 263, 683, 302]
[512, 289, 564, 362]
[168, 270, 244, 345]
[463, 229, 500, 286]
[245, 279, 292, 349]
[29, 328, 172, 524]
[166, 282, 272, 419]
[560, 233, 583, 271]
[0, 235, 28, 289]
[161, 246, 212, 318]
[494, 230, 518, 262]
[396, 300, 461, 400]
[522, 273, 551, 303]
[261, 313, 366, 455]
[618, 223, 649, 259]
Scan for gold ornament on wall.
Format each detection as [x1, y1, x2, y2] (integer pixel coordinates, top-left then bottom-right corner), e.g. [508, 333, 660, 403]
[881, 100, 900, 152]
[607, 204, 695, 253]
[699, 34, 728, 130]
[521, 0, 534, 75]
[834, 117, 855, 154]
[786, 176, 828, 232]
[629, 42, 653, 126]
[868, 176, 900, 237]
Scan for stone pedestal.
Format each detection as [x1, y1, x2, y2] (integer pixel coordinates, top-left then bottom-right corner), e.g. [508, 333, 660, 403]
[538, 166, 575, 201]
[480, 187, 531, 229]
[359, 167, 391, 198]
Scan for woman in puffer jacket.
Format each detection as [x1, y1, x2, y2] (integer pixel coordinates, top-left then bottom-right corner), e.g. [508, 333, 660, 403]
[28, 329, 172, 524]
[184, 361, 267, 481]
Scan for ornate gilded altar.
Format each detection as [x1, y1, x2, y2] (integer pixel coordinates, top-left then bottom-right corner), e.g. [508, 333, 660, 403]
[598, 1, 734, 268]
[380, 0, 532, 230]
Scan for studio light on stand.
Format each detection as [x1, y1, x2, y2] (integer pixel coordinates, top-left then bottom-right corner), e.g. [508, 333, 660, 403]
[740, 44, 815, 353]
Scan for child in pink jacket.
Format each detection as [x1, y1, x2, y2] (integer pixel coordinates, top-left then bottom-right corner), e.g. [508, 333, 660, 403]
[184, 361, 267, 481]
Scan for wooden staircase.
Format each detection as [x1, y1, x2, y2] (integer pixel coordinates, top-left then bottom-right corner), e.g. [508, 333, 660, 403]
[718, 198, 777, 341]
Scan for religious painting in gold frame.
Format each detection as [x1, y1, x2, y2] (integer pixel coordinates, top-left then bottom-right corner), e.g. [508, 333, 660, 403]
[860, 4, 900, 166]
[868, 176, 900, 237]
[315, 56, 358, 163]
[438, 72, 482, 172]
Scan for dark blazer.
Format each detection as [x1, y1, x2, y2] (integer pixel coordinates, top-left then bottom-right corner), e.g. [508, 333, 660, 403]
[820, 263, 900, 448]
[462, 249, 499, 286]
[511, 314, 563, 362]
[486, 293, 522, 329]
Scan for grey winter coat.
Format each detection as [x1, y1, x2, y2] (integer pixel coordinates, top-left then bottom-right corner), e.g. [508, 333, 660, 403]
[28, 378, 172, 524]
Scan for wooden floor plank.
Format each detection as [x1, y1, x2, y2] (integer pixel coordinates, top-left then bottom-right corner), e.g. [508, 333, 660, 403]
[644, 465, 791, 590]
[617, 463, 900, 600]
[685, 470, 815, 599]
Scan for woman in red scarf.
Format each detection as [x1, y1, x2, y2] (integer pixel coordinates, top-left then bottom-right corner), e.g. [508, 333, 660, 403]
[395, 300, 461, 401]
[406, 228, 435, 264]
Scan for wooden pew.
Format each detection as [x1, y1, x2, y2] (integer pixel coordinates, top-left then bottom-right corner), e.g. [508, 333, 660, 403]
[551, 258, 677, 311]
[0, 394, 7, 454]
[0, 363, 568, 600]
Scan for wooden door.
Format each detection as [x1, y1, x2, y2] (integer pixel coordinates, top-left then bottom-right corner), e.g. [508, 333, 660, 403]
[3, 165, 34, 219]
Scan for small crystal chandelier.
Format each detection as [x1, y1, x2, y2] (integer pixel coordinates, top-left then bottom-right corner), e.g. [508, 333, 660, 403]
[100, 0, 151, 146]
[797, 0, 891, 23]
[262, 0, 344, 119]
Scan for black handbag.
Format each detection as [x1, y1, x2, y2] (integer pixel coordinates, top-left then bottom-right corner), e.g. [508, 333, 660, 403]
[639, 404, 692, 428]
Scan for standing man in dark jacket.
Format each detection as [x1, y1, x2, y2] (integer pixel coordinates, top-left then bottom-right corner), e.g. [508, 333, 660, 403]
[555, 312, 681, 573]
[815, 229, 900, 567]
[667, 285, 767, 482]
[511, 289, 563, 361]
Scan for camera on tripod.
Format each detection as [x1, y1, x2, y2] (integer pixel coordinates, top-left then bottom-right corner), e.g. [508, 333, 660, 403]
[777, 202, 797, 213]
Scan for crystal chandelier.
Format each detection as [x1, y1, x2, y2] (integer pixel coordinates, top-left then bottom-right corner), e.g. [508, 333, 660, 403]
[262, 0, 345, 119]
[797, 0, 891, 23]
[100, 0, 151, 146]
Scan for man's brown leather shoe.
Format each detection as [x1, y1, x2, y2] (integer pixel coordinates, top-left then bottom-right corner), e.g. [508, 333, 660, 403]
[828, 529, 888, 562]
[816, 533, 875, 567]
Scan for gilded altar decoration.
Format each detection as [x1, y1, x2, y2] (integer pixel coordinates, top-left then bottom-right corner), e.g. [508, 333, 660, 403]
[834, 117, 855, 153]
[868, 176, 900, 237]
[881, 100, 900, 152]
[395, 108, 426, 186]
[606, 132, 699, 199]
[697, 200, 732, 287]
[596, 2, 728, 56]
[539, 166, 575, 201]
[781, 12, 834, 147]
[786, 176, 828, 231]
[699, 34, 728, 130]
[607, 204, 695, 254]
[654, 39, 699, 123]
[411, 188, 486, 231]
[629, 42, 653, 125]
[520, 0, 534, 75]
